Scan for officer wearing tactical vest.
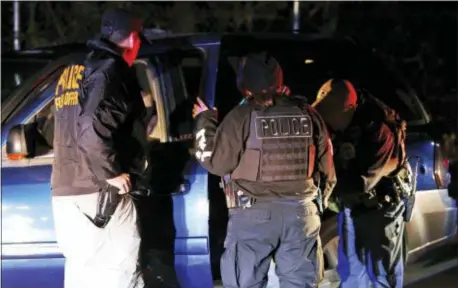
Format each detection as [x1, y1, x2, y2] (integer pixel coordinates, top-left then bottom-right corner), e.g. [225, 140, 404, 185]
[312, 79, 414, 288]
[192, 52, 336, 288]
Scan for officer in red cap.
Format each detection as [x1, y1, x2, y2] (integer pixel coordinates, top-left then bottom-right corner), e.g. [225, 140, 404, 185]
[51, 8, 152, 288]
[313, 79, 410, 288]
[192, 52, 336, 287]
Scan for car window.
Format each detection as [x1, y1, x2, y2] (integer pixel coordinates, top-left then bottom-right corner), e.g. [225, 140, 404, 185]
[34, 100, 55, 151]
[2, 66, 64, 125]
[23, 61, 162, 157]
[1, 60, 51, 103]
[134, 60, 155, 108]
[133, 59, 169, 142]
[20, 88, 58, 157]
[158, 49, 205, 139]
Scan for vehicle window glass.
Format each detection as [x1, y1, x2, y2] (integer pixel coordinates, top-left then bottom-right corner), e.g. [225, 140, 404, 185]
[3, 67, 64, 124]
[22, 81, 59, 156]
[34, 101, 55, 151]
[28, 61, 162, 152]
[218, 36, 419, 122]
[26, 63, 156, 158]
[1, 60, 51, 103]
[134, 60, 164, 139]
[161, 49, 204, 139]
[134, 61, 155, 109]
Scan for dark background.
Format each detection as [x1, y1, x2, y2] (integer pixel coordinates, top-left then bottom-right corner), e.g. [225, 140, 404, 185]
[1, 1, 457, 129]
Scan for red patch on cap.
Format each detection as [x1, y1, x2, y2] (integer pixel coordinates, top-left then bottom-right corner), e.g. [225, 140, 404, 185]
[343, 80, 357, 109]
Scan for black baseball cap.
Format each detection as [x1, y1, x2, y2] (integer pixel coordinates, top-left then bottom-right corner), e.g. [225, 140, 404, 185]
[231, 52, 284, 95]
[100, 8, 151, 45]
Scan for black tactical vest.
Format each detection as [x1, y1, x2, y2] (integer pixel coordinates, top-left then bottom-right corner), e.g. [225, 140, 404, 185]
[231, 105, 314, 183]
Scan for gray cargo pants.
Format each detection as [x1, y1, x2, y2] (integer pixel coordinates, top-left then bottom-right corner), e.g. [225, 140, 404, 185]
[221, 200, 321, 288]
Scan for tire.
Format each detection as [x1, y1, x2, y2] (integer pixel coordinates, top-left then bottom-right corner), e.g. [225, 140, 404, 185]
[319, 214, 340, 288]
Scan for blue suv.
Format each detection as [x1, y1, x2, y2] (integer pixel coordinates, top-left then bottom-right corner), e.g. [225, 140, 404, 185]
[1, 33, 456, 288]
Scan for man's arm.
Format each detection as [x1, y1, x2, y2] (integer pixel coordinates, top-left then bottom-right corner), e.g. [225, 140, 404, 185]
[339, 122, 396, 196]
[193, 106, 250, 176]
[357, 122, 396, 192]
[78, 72, 130, 182]
[308, 107, 337, 207]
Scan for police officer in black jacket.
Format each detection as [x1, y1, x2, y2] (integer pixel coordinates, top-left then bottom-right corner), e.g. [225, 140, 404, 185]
[192, 52, 337, 288]
[313, 79, 410, 288]
[51, 9, 150, 288]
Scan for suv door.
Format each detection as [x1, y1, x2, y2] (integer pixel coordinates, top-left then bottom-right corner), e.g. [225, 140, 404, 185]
[1, 65, 67, 288]
[142, 47, 214, 287]
[1, 58, 173, 288]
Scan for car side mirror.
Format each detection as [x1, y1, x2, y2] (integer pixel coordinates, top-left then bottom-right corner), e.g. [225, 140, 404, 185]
[6, 124, 37, 160]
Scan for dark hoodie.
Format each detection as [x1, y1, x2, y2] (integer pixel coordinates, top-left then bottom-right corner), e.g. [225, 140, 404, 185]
[51, 38, 148, 196]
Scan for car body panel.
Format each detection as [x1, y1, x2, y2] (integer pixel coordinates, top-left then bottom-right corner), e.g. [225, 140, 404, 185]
[404, 131, 457, 257]
[2, 258, 65, 288]
[1, 165, 55, 244]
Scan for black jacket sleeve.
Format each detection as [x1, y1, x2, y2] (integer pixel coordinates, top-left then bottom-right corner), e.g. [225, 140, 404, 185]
[193, 106, 251, 176]
[308, 106, 337, 206]
[339, 122, 396, 196]
[356, 122, 396, 192]
[78, 72, 130, 182]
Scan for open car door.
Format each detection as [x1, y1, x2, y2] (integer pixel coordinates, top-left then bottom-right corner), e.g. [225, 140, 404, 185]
[134, 47, 213, 287]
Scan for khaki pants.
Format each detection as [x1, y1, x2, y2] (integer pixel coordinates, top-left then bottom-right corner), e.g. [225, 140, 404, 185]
[317, 237, 325, 283]
[52, 193, 144, 288]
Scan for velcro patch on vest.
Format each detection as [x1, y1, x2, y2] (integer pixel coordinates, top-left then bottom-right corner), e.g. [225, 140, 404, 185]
[255, 115, 312, 139]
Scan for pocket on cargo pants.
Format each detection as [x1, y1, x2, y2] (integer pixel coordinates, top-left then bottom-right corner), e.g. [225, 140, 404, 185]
[221, 207, 274, 288]
[274, 202, 321, 288]
[221, 234, 241, 288]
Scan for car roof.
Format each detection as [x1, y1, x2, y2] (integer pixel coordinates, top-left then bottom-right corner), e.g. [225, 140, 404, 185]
[141, 32, 356, 48]
[1, 32, 355, 60]
[1, 43, 88, 60]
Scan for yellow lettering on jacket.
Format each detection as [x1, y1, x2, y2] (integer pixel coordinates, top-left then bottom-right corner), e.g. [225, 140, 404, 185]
[54, 64, 85, 111]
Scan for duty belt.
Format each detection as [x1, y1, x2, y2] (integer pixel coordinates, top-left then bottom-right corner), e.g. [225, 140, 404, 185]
[220, 177, 256, 209]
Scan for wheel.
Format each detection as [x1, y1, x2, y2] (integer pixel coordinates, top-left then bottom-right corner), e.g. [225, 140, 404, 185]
[319, 215, 341, 288]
